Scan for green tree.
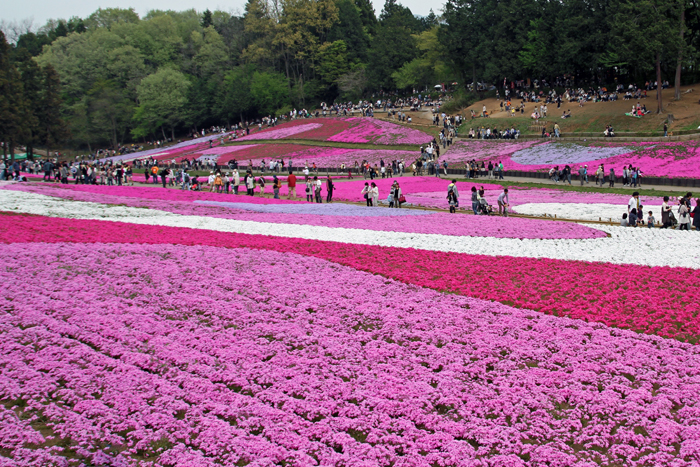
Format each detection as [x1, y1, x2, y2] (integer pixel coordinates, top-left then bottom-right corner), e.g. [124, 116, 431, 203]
[328, 0, 370, 63]
[0, 31, 26, 160]
[610, 0, 683, 112]
[17, 52, 42, 158]
[250, 71, 289, 116]
[38, 65, 69, 158]
[202, 9, 214, 28]
[133, 68, 190, 140]
[222, 65, 254, 123]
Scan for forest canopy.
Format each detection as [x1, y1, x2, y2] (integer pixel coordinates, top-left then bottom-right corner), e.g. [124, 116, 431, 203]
[2, 0, 700, 151]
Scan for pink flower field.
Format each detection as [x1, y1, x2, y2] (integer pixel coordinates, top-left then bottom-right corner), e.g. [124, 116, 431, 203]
[2, 181, 700, 466]
[2, 238, 700, 466]
[234, 118, 432, 146]
[445, 140, 700, 178]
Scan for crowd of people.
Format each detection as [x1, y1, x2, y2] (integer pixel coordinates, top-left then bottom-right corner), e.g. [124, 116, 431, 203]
[622, 191, 700, 230]
[548, 164, 644, 188]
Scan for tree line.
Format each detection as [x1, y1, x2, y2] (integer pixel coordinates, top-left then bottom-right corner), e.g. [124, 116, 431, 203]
[1, 0, 700, 154]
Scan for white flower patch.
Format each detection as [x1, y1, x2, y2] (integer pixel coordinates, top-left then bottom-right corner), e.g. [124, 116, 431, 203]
[515, 202, 664, 222]
[2, 190, 700, 269]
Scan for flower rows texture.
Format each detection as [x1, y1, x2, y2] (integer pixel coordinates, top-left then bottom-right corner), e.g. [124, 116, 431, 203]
[2, 241, 700, 466]
[445, 140, 700, 178]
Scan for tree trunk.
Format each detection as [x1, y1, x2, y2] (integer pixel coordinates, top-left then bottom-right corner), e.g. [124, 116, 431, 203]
[171, 127, 175, 141]
[675, 8, 685, 100]
[161, 127, 167, 140]
[656, 52, 663, 114]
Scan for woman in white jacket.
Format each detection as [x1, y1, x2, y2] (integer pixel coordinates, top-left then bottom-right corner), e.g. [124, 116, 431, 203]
[232, 169, 240, 194]
[370, 182, 379, 207]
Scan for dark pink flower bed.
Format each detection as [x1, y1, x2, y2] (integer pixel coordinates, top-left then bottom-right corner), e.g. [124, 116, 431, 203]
[2, 212, 698, 343]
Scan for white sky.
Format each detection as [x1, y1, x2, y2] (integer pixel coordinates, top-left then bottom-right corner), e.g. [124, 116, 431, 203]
[1, 0, 436, 30]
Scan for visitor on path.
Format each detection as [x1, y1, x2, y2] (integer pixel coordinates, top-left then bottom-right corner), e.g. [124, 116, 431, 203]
[313, 176, 323, 203]
[287, 172, 297, 199]
[661, 196, 676, 228]
[305, 178, 313, 202]
[628, 192, 641, 215]
[160, 167, 168, 188]
[447, 180, 459, 213]
[679, 199, 690, 230]
[273, 176, 281, 199]
[693, 199, 700, 231]
[628, 208, 638, 227]
[498, 162, 504, 179]
[392, 181, 403, 208]
[246, 172, 255, 196]
[258, 176, 266, 196]
[232, 169, 240, 194]
[361, 182, 371, 206]
[471, 186, 479, 215]
[370, 182, 379, 207]
[578, 166, 586, 185]
[497, 188, 509, 216]
[326, 176, 334, 202]
[563, 165, 572, 185]
[609, 167, 615, 187]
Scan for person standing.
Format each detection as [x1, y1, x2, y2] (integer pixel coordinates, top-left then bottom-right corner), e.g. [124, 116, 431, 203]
[272, 175, 281, 199]
[370, 182, 379, 207]
[609, 167, 615, 187]
[314, 176, 323, 203]
[498, 161, 504, 179]
[393, 181, 403, 208]
[628, 192, 640, 215]
[361, 182, 371, 206]
[447, 180, 459, 213]
[693, 198, 700, 231]
[326, 175, 334, 202]
[287, 171, 297, 199]
[306, 177, 314, 202]
[258, 176, 266, 197]
[160, 167, 168, 188]
[497, 188, 509, 216]
[232, 169, 240, 194]
[471, 186, 479, 215]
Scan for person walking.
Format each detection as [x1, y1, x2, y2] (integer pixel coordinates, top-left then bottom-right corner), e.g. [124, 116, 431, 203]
[609, 167, 615, 187]
[471, 186, 479, 215]
[314, 176, 323, 203]
[497, 188, 509, 216]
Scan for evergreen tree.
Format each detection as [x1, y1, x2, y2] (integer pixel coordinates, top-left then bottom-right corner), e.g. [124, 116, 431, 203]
[38, 65, 69, 157]
[0, 31, 26, 160]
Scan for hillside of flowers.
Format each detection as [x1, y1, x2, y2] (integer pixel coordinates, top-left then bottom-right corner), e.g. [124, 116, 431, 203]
[189, 144, 418, 167]
[445, 140, 700, 178]
[2, 180, 700, 466]
[236, 117, 433, 145]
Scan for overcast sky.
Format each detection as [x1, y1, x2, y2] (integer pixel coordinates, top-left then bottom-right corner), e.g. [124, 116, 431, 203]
[1, 0, 436, 30]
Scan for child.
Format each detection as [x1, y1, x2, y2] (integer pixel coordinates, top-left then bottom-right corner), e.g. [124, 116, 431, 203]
[647, 211, 655, 228]
[387, 193, 394, 208]
[620, 213, 628, 227]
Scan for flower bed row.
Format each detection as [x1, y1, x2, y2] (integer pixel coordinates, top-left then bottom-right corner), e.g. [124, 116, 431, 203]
[3, 213, 699, 341]
[5, 187, 700, 269]
[3, 184, 608, 240]
[236, 118, 433, 146]
[2, 239, 700, 466]
[445, 140, 700, 178]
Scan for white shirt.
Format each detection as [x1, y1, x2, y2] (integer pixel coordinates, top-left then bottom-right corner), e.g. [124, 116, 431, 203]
[628, 196, 638, 213]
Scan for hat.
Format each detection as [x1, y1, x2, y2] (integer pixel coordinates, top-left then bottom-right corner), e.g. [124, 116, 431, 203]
[210, 171, 213, 173]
